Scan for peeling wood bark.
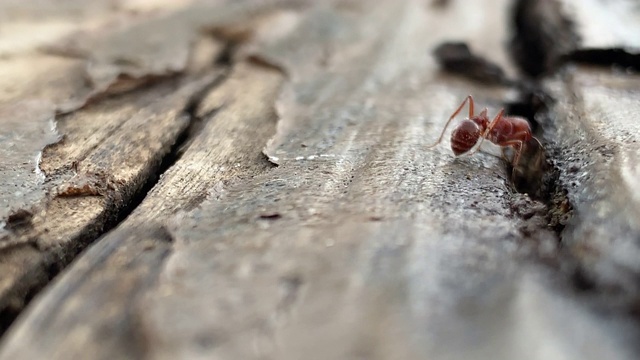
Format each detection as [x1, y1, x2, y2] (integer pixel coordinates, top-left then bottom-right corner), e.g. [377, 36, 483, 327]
[0, 101, 58, 223]
[0, 62, 283, 360]
[0, 0, 237, 322]
[0, 74, 221, 328]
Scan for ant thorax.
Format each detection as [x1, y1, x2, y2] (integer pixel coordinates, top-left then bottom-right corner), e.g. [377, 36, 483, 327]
[487, 116, 531, 144]
[469, 115, 489, 129]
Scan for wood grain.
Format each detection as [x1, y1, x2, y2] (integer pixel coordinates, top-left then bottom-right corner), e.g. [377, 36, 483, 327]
[517, 0, 640, 307]
[0, 0, 639, 359]
[0, 73, 224, 325]
[2, 1, 638, 360]
[544, 66, 640, 299]
[0, 60, 283, 360]
[0, 0, 232, 319]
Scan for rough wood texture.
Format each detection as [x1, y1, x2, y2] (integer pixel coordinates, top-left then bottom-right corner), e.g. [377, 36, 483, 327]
[0, 0, 639, 359]
[0, 0, 229, 323]
[523, 0, 640, 309]
[544, 66, 640, 299]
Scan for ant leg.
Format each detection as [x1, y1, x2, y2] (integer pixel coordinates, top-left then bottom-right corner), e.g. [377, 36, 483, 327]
[511, 141, 526, 181]
[425, 95, 474, 148]
[496, 140, 524, 165]
[484, 108, 505, 138]
[463, 107, 500, 156]
[512, 141, 524, 168]
[500, 147, 511, 161]
[498, 140, 524, 180]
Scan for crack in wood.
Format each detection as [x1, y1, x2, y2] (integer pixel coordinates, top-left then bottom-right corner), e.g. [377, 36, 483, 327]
[0, 62, 286, 358]
[0, 69, 233, 336]
[508, 1, 640, 315]
[510, 0, 580, 77]
[2, 1, 640, 358]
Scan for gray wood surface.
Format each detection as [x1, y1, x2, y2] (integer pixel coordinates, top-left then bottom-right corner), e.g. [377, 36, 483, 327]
[544, 66, 640, 299]
[557, 0, 640, 51]
[0, 0, 237, 319]
[0, 0, 639, 359]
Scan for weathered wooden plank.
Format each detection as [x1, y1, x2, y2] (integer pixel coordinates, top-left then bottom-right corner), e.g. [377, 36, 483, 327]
[512, 0, 640, 310]
[0, 61, 283, 359]
[0, 0, 231, 230]
[0, 2, 182, 239]
[0, 0, 309, 241]
[0, 74, 222, 328]
[543, 66, 640, 299]
[0, 0, 308, 234]
[3, 1, 638, 359]
[0, 0, 240, 321]
[0, 8, 229, 319]
[126, 63, 282, 221]
[134, 2, 638, 358]
[0, 1, 193, 111]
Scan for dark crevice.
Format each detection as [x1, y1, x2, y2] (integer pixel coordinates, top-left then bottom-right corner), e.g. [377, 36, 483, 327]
[161, 69, 230, 169]
[510, 0, 580, 78]
[215, 40, 240, 67]
[504, 91, 619, 308]
[0, 250, 49, 337]
[511, 0, 640, 77]
[509, 0, 640, 318]
[567, 49, 640, 72]
[1, 39, 243, 335]
[431, 39, 557, 199]
[430, 0, 450, 8]
[431, 1, 583, 284]
[0, 68, 234, 338]
[504, 90, 572, 234]
[431, 32, 609, 312]
[76, 69, 232, 250]
[506, 0, 585, 239]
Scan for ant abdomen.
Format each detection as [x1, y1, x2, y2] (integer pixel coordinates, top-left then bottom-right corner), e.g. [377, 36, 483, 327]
[451, 119, 481, 155]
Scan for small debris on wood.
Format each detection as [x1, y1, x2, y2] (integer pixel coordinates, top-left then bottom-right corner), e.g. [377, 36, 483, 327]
[430, 0, 450, 8]
[259, 212, 282, 220]
[56, 174, 110, 197]
[5, 209, 34, 231]
[433, 42, 508, 84]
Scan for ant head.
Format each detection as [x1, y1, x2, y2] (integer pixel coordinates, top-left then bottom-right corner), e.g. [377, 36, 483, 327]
[451, 119, 481, 155]
[469, 111, 489, 129]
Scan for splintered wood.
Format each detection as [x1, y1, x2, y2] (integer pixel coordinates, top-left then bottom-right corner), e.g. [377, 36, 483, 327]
[0, 0, 639, 359]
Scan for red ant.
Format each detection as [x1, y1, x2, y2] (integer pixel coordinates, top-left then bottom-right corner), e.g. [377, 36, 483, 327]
[427, 95, 541, 179]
